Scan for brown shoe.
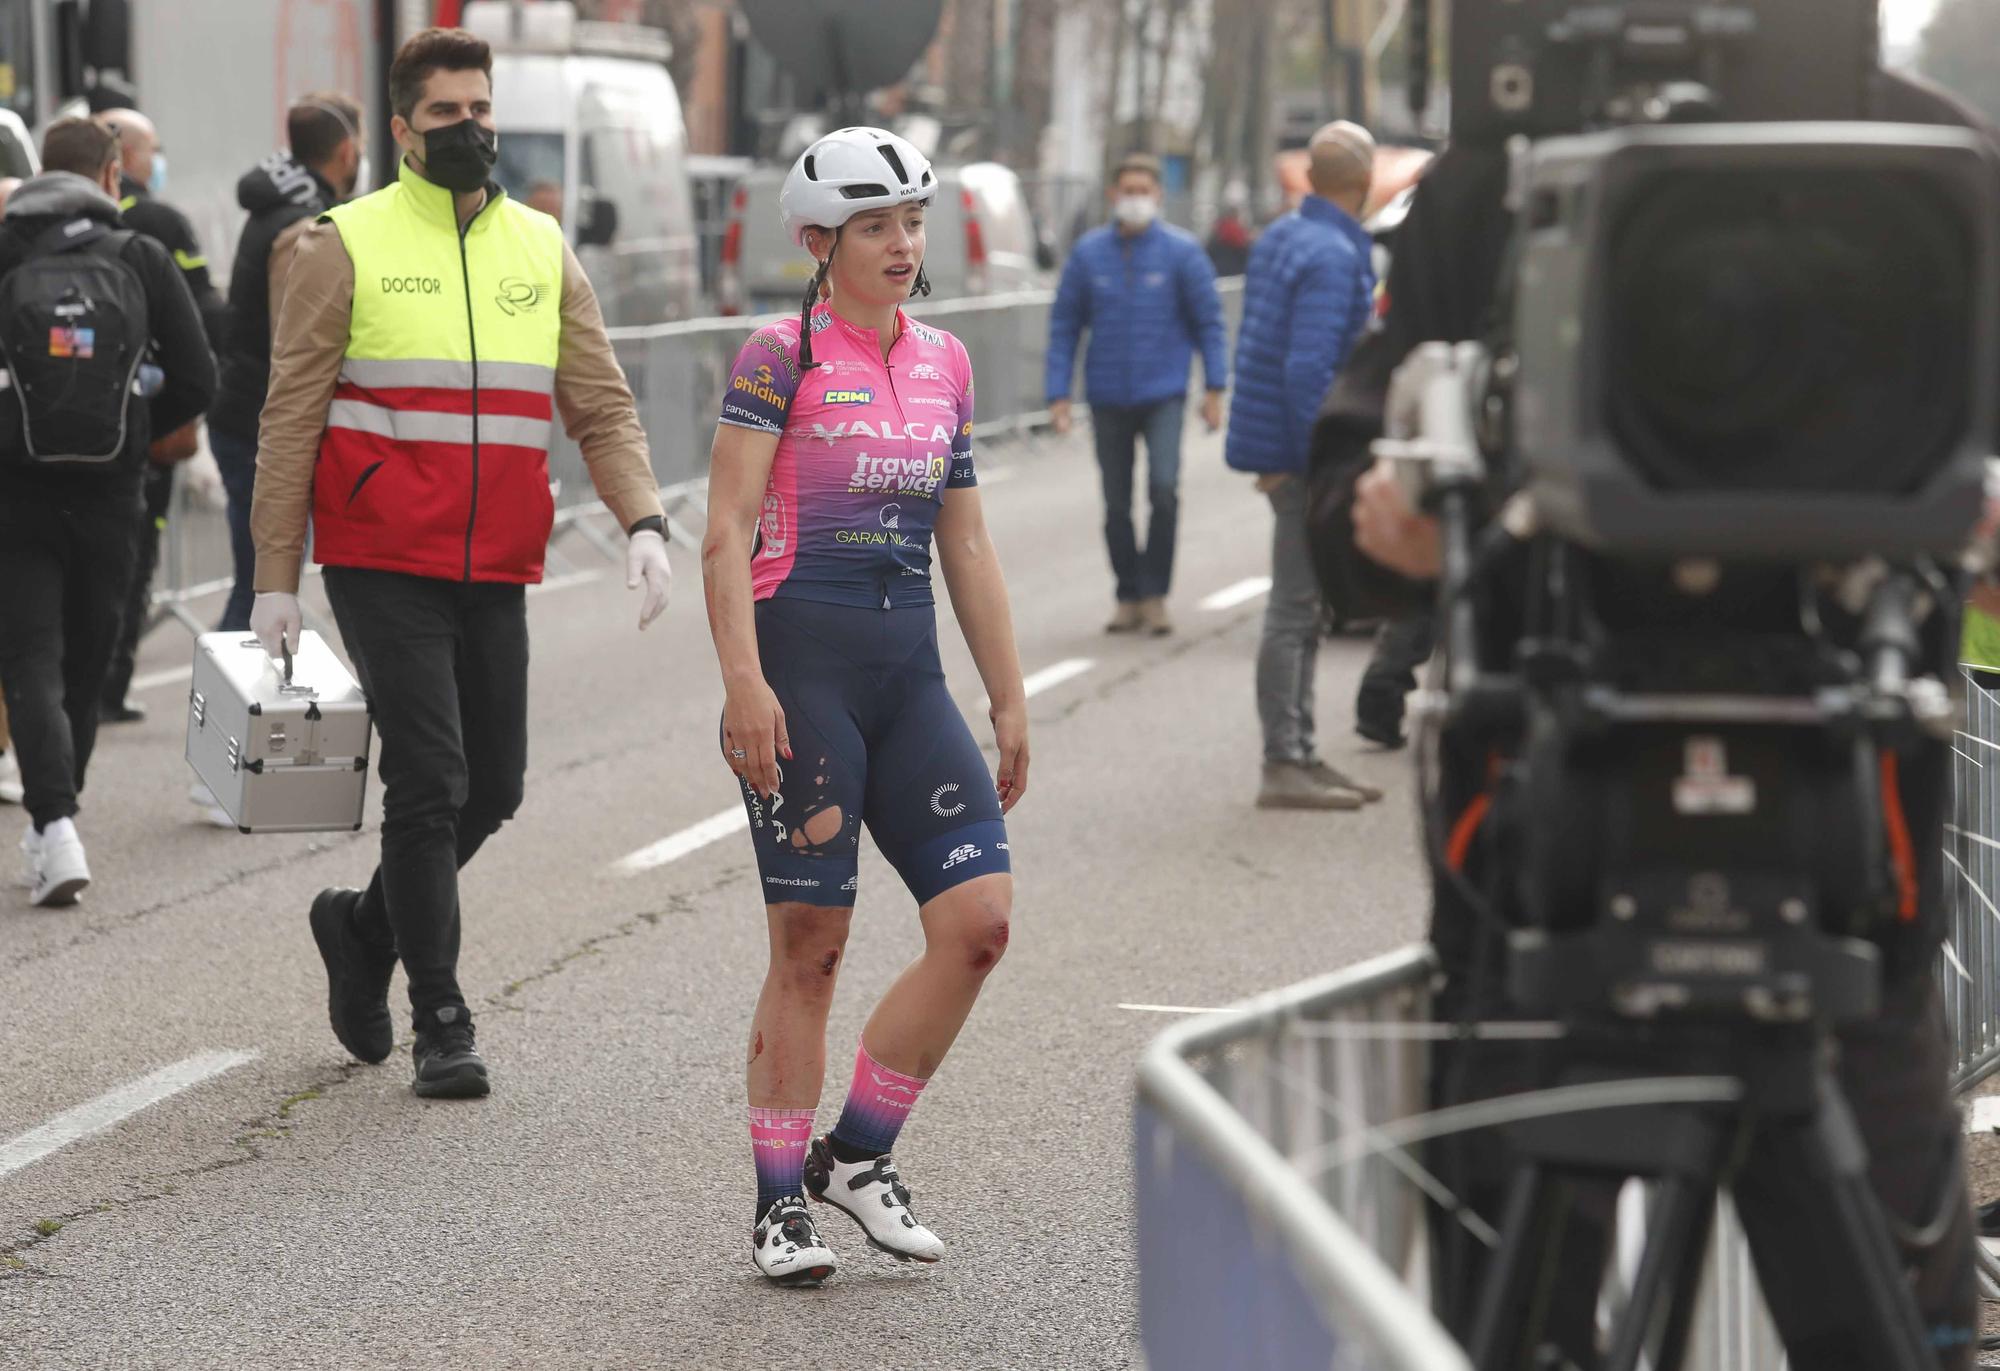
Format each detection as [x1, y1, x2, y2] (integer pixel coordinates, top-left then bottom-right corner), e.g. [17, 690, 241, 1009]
[1256, 761, 1364, 811]
[1307, 759, 1383, 804]
[1106, 602, 1143, 634]
[1139, 597, 1173, 636]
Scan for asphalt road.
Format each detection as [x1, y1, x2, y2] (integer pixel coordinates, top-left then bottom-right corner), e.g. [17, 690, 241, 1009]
[0, 422, 1428, 1369]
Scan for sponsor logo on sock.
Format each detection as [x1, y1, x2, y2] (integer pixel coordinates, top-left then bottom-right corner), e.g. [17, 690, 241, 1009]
[869, 1072, 920, 1096]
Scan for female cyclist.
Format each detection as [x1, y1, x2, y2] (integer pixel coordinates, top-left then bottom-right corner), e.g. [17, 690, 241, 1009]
[701, 127, 1029, 1288]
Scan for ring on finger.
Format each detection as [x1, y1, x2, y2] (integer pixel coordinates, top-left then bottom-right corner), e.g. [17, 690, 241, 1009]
[730, 748, 748, 759]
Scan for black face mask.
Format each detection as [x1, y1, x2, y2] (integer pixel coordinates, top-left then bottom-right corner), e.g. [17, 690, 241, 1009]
[418, 118, 497, 194]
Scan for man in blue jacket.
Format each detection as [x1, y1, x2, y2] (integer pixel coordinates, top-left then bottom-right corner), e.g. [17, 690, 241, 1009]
[1047, 154, 1229, 636]
[1225, 122, 1379, 810]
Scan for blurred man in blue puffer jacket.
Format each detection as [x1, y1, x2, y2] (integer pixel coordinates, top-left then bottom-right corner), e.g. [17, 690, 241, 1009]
[1046, 153, 1229, 637]
[1225, 121, 1378, 811]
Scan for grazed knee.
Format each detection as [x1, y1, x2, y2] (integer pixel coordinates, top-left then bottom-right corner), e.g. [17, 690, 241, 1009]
[768, 902, 851, 995]
[941, 890, 1011, 976]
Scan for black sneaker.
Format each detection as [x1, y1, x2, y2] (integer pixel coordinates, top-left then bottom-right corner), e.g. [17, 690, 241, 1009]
[1354, 717, 1407, 751]
[308, 887, 395, 1064]
[412, 1006, 489, 1099]
[752, 1194, 837, 1287]
[100, 700, 146, 725]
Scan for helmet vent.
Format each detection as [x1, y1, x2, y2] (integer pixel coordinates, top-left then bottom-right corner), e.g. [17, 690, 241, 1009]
[877, 144, 910, 186]
[921, 169, 933, 187]
[838, 183, 891, 200]
[803, 155, 818, 181]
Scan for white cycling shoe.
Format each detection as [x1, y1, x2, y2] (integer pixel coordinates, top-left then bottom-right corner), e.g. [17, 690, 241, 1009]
[752, 1194, 837, 1288]
[803, 1136, 946, 1264]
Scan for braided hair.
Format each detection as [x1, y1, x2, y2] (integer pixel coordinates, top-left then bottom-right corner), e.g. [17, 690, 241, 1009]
[798, 232, 837, 371]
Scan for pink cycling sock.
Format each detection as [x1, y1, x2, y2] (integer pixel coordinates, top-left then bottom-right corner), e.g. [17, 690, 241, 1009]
[828, 1042, 928, 1159]
[751, 1106, 816, 1219]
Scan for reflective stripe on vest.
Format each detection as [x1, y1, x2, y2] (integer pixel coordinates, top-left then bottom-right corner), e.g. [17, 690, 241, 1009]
[312, 158, 565, 584]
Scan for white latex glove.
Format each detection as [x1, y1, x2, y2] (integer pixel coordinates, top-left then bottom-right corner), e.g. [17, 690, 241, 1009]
[627, 529, 672, 630]
[250, 591, 302, 660]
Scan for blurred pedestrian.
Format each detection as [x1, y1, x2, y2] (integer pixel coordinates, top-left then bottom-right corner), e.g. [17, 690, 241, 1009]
[1205, 189, 1253, 277]
[1046, 152, 1228, 636]
[0, 118, 215, 905]
[96, 107, 226, 728]
[1224, 120, 1379, 810]
[251, 28, 670, 1098]
[524, 179, 562, 222]
[211, 93, 365, 633]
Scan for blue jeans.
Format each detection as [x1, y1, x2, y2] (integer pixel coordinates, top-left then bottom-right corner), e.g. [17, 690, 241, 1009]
[210, 426, 258, 632]
[1089, 399, 1185, 602]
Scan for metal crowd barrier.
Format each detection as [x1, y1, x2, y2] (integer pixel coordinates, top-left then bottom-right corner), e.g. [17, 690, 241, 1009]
[1140, 669, 2000, 1369]
[1946, 664, 2000, 1092]
[147, 280, 1252, 631]
[1136, 948, 1800, 1370]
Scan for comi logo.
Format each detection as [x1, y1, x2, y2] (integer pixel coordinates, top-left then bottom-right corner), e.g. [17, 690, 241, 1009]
[496, 277, 549, 316]
[823, 388, 874, 405]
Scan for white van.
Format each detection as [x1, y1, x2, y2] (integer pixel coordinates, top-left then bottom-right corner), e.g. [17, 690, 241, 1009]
[464, 2, 699, 326]
[719, 160, 1046, 317]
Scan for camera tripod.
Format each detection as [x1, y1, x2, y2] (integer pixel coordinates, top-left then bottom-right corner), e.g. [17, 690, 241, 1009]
[1465, 1022, 1936, 1371]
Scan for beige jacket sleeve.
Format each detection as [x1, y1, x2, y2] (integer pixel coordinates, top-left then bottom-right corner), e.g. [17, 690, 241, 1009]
[252, 220, 352, 594]
[555, 241, 665, 532]
[266, 216, 315, 343]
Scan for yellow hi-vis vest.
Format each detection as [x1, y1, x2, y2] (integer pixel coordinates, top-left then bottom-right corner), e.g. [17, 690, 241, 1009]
[312, 157, 565, 583]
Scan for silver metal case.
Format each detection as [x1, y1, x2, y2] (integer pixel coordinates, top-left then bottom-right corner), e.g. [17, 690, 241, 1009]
[185, 631, 372, 834]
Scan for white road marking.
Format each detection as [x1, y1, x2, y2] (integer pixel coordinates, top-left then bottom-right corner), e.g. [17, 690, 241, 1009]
[1116, 1003, 1224, 1015]
[1200, 576, 1271, 611]
[1966, 1094, 2000, 1136]
[527, 569, 605, 597]
[615, 806, 748, 875]
[128, 664, 194, 694]
[1021, 657, 1095, 698]
[0, 1050, 258, 1181]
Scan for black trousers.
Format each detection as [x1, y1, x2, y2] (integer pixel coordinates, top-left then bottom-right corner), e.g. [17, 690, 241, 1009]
[0, 486, 138, 830]
[323, 567, 529, 1024]
[1355, 612, 1434, 737]
[1428, 944, 1977, 1369]
[101, 463, 174, 709]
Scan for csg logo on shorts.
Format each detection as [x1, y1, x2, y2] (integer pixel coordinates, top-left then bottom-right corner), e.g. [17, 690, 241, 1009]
[822, 387, 875, 405]
[941, 843, 982, 870]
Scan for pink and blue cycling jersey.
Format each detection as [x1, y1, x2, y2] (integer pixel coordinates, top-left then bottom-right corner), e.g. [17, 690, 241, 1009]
[717, 302, 977, 609]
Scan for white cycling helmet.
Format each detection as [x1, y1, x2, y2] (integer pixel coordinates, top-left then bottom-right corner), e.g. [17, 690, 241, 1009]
[779, 126, 937, 247]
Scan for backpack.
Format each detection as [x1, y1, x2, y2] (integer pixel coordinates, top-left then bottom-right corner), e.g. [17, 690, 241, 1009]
[0, 216, 149, 467]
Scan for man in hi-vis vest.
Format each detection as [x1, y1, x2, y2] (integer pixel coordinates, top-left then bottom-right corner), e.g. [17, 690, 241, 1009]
[250, 27, 672, 1099]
